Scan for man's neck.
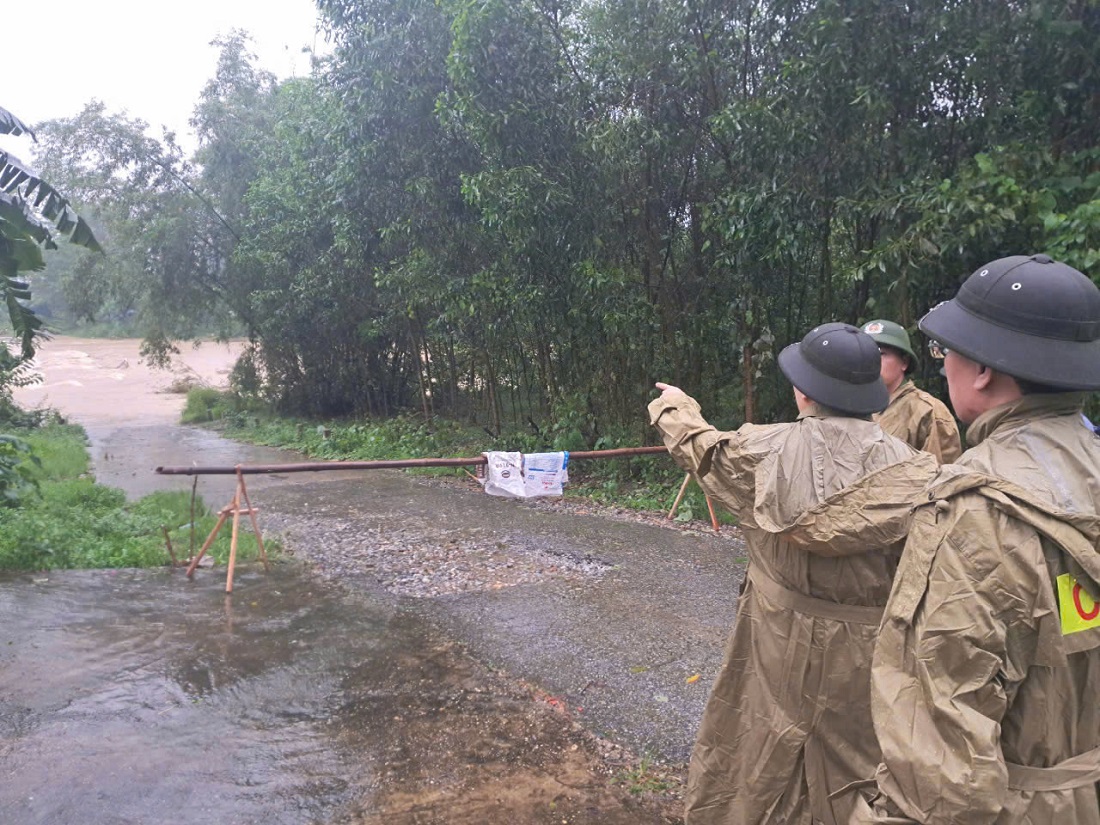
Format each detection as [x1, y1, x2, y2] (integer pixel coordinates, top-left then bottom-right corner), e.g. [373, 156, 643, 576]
[885, 375, 907, 396]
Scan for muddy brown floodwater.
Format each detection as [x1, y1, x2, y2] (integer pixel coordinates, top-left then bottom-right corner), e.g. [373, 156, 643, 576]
[0, 568, 673, 825]
[4, 337, 746, 824]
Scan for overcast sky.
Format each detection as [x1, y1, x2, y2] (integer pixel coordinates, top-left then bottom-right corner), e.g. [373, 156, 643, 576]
[2, 0, 328, 160]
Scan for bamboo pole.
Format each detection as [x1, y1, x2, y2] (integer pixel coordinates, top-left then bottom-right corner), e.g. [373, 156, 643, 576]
[162, 526, 177, 567]
[189, 476, 198, 559]
[667, 472, 722, 532]
[225, 483, 241, 594]
[667, 473, 692, 519]
[185, 507, 231, 577]
[704, 492, 721, 533]
[235, 467, 269, 572]
[155, 445, 669, 476]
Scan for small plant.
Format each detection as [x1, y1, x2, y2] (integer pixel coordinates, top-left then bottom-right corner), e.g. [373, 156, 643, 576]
[0, 434, 39, 506]
[181, 387, 235, 423]
[613, 754, 677, 795]
[22, 423, 89, 480]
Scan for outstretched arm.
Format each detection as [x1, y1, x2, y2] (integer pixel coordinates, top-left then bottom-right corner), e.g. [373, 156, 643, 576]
[647, 383, 773, 523]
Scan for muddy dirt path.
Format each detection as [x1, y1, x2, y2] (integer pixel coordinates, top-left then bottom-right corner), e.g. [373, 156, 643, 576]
[5, 337, 746, 824]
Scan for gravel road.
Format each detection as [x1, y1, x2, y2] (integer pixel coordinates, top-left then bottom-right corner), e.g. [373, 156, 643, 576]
[256, 470, 748, 766]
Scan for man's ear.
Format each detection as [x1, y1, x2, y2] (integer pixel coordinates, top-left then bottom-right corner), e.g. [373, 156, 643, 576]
[974, 363, 993, 391]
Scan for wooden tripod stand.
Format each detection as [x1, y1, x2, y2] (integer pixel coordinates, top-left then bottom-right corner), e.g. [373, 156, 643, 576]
[185, 466, 269, 593]
[667, 472, 721, 532]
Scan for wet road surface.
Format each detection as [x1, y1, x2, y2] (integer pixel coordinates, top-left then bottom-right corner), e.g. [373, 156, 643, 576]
[257, 472, 745, 763]
[0, 558, 694, 824]
[0, 567, 388, 824]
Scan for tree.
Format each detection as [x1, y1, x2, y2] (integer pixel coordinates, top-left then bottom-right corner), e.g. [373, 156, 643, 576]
[0, 105, 101, 357]
[18, 1, 1096, 436]
[31, 94, 255, 356]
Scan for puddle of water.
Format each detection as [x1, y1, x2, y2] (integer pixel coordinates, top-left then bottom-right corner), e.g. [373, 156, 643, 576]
[0, 566, 678, 825]
[0, 565, 396, 825]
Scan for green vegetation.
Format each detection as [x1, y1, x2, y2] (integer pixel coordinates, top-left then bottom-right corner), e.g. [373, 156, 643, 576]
[22, 423, 89, 479]
[182, 387, 242, 424]
[614, 753, 678, 796]
[0, 421, 273, 571]
[0, 105, 100, 359]
[18, 3, 1099, 435]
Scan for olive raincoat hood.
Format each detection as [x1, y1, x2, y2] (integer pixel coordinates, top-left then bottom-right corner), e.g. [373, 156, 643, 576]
[929, 465, 1100, 607]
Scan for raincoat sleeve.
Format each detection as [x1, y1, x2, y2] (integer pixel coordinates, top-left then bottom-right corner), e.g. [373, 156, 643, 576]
[647, 393, 772, 524]
[865, 496, 1042, 824]
[919, 405, 963, 464]
[775, 453, 937, 557]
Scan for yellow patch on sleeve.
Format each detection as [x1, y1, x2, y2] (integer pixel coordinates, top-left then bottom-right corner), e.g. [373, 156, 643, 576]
[1057, 573, 1100, 635]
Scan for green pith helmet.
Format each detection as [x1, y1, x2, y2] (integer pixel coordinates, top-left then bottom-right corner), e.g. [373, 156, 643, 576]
[919, 254, 1100, 389]
[861, 319, 916, 370]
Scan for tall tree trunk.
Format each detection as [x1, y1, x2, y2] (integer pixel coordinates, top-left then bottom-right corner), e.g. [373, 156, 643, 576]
[742, 340, 755, 424]
[410, 323, 431, 424]
[446, 335, 459, 414]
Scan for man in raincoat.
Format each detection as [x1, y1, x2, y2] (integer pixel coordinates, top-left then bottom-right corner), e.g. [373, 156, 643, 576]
[852, 254, 1100, 824]
[649, 322, 938, 825]
[861, 319, 962, 463]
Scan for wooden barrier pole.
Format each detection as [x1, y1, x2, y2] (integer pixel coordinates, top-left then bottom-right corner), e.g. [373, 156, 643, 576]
[236, 467, 269, 572]
[189, 476, 198, 559]
[704, 493, 721, 532]
[186, 507, 230, 578]
[162, 526, 178, 567]
[155, 445, 670, 476]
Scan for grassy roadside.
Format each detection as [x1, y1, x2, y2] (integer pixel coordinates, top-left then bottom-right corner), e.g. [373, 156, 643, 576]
[0, 420, 273, 571]
[181, 389, 737, 527]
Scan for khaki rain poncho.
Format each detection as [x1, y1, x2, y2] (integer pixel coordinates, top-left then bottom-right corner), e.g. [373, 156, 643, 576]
[854, 394, 1100, 824]
[873, 380, 961, 463]
[649, 393, 936, 825]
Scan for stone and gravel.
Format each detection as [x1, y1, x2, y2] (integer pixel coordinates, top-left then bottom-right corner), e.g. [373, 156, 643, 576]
[264, 474, 734, 599]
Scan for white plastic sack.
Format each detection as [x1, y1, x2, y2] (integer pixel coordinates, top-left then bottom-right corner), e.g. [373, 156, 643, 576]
[481, 451, 569, 498]
[482, 451, 526, 498]
[522, 452, 569, 497]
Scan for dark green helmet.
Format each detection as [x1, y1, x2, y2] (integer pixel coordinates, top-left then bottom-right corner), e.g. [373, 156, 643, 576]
[861, 319, 916, 370]
[919, 254, 1100, 390]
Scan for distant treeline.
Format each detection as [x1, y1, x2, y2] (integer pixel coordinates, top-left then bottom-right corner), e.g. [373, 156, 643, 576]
[31, 0, 1100, 441]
